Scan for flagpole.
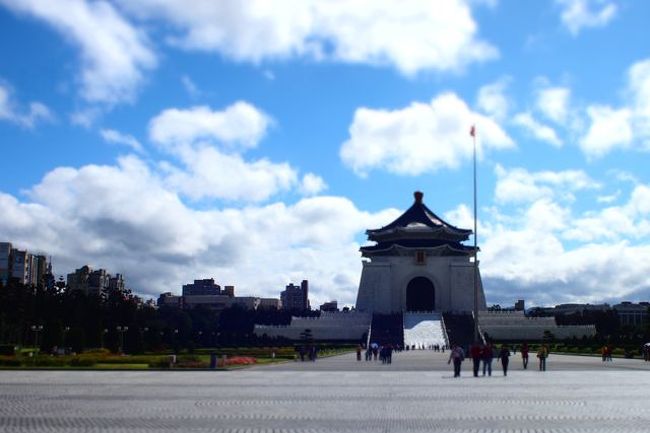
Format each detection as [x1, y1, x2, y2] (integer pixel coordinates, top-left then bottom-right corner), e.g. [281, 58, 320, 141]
[471, 125, 479, 344]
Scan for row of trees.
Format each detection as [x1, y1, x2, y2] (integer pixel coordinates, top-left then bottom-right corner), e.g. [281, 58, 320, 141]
[0, 280, 314, 354]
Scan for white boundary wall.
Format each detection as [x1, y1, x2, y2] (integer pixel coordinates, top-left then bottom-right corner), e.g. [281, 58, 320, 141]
[479, 311, 596, 340]
[254, 311, 371, 341]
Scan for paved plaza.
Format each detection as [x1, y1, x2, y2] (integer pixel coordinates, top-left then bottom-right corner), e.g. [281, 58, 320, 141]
[1, 351, 650, 433]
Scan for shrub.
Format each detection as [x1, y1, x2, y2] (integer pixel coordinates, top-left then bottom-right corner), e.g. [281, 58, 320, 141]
[69, 357, 96, 367]
[0, 356, 21, 367]
[83, 348, 111, 356]
[175, 360, 209, 369]
[0, 345, 16, 356]
[149, 358, 171, 369]
[33, 357, 68, 367]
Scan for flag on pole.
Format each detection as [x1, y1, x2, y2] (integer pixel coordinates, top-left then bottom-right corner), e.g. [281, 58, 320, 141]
[470, 125, 476, 137]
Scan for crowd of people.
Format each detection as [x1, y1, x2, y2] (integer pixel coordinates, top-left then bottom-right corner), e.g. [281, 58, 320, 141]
[448, 342, 549, 377]
[357, 343, 396, 363]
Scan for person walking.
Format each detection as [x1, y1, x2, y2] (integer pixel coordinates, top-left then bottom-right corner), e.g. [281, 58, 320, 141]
[356, 344, 362, 361]
[448, 344, 465, 378]
[498, 345, 511, 376]
[470, 343, 482, 377]
[521, 342, 529, 369]
[537, 344, 548, 371]
[482, 343, 494, 376]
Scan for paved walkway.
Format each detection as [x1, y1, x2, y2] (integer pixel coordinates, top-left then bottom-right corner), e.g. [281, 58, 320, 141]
[1, 351, 650, 432]
[260, 348, 650, 371]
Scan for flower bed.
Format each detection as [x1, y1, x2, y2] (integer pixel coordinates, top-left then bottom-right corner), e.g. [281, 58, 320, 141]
[225, 356, 257, 366]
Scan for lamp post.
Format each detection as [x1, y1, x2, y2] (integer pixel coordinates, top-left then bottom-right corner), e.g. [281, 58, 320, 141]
[63, 326, 70, 348]
[30, 325, 43, 362]
[470, 124, 480, 344]
[141, 327, 149, 351]
[101, 328, 108, 349]
[116, 326, 128, 354]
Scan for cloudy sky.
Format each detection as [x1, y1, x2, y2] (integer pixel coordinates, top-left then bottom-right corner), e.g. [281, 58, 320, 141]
[1, 0, 649, 307]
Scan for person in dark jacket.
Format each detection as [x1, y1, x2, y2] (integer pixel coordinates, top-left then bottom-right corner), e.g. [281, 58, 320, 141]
[521, 342, 529, 369]
[448, 344, 465, 378]
[498, 345, 511, 376]
[482, 343, 494, 376]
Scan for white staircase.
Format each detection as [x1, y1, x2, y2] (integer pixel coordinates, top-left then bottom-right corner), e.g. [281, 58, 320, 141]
[403, 312, 446, 348]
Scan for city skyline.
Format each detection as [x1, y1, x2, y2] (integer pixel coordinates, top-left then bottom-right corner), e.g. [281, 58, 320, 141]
[1, 1, 650, 307]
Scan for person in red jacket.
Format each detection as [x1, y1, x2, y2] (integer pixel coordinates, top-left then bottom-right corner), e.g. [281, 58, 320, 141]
[470, 343, 482, 377]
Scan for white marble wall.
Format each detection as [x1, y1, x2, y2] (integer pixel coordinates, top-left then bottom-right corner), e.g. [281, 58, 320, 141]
[356, 255, 486, 313]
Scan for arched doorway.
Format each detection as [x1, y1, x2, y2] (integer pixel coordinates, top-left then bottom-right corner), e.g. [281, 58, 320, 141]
[406, 277, 435, 311]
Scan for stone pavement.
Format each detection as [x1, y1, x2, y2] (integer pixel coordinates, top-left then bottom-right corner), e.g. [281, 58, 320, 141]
[259, 348, 650, 371]
[1, 351, 650, 433]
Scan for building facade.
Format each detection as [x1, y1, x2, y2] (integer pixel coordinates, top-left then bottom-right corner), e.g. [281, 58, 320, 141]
[182, 278, 222, 296]
[280, 280, 310, 311]
[613, 302, 649, 326]
[67, 265, 124, 296]
[319, 300, 338, 312]
[0, 242, 49, 286]
[356, 191, 486, 314]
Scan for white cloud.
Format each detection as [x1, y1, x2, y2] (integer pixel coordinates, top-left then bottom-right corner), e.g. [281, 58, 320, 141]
[70, 107, 101, 129]
[628, 59, 650, 142]
[580, 105, 632, 157]
[480, 185, 650, 305]
[117, 0, 497, 75]
[0, 83, 53, 128]
[476, 78, 510, 121]
[536, 85, 571, 124]
[596, 191, 620, 204]
[340, 92, 514, 177]
[579, 58, 650, 158]
[513, 112, 563, 147]
[299, 173, 328, 196]
[494, 165, 599, 204]
[162, 146, 298, 202]
[563, 185, 650, 242]
[556, 0, 618, 35]
[181, 75, 200, 98]
[148, 102, 295, 202]
[0, 0, 156, 104]
[0, 156, 399, 306]
[149, 102, 272, 152]
[100, 128, 144, 153]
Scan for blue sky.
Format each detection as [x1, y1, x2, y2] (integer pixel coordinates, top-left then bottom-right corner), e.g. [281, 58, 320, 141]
[1, 0, 649, 307]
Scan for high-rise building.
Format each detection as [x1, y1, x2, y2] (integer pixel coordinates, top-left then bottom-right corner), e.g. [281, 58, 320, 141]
[67, 265, 120, 296]
[109, 273, 125, 292]
[67, 265, 91, 294]
[88, 268, 110, 296]
[0, 242, 12, 285]
[182, 278, 221, 296]
[319, 300, 338, 312]
[0, 242, 49, 286]
[301, 280, 310, 310]
[280, 280, 310, 311]
[223, 285, 235, 297]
